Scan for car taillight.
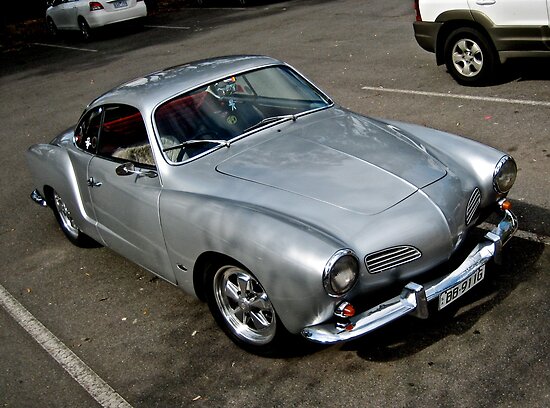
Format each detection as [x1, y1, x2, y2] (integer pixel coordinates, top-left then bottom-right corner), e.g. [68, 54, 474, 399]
[414, 0, 422, 21]
[89, 2, 104, 11]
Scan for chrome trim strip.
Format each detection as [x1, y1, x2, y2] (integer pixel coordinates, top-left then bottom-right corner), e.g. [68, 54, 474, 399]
[30, 189, 48, 207]
[302, 208, 518, 344]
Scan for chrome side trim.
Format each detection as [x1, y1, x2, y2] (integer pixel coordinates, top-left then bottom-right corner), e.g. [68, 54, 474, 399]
[30, 189, 48, 207]
[301, 208, 518, 344]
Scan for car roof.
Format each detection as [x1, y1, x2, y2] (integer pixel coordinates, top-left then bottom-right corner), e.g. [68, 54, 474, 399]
[88, 55, 284, 114]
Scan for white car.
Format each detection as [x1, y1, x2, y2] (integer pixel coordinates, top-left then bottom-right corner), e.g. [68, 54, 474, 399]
[414, 0, 550, 85]
[46, 0, 148, 40]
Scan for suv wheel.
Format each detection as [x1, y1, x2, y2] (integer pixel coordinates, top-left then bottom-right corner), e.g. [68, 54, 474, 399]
[444, 27, 497, 86]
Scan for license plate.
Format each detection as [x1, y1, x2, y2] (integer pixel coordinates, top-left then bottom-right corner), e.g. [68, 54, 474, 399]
[438, 265, 485, 310]
[113, 0, 128, 9]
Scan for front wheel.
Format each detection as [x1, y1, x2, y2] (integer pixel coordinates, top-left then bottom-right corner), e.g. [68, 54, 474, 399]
[47, 18, 58, 37]
[443, 27, 498, 86]
[206, 263, 287, 354]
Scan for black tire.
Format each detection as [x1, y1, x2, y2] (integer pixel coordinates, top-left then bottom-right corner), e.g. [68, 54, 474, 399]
[50, 189, 98, 248]
[78, 18, 92, 41]
[205, 261, 289, 355]
[443, 27, 498, 86]
[47, 18, 58, 37]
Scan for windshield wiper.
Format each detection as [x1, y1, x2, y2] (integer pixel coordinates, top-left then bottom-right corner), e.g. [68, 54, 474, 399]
[162, 139, 230, 152]
[244, 114, 297, 133]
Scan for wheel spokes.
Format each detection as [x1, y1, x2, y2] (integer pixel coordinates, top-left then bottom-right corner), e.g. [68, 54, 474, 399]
[249, 310, 272, 330]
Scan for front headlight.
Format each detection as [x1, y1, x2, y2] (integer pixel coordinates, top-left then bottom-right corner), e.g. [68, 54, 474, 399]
[493, 156, 517, 194]
[323, 249, 359, 297]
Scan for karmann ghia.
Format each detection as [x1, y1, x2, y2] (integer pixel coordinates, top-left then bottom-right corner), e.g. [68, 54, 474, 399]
[27, 56, 518, 353]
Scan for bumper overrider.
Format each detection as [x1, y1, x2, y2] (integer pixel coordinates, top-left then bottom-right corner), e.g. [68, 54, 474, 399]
[301, 201, 518, 344]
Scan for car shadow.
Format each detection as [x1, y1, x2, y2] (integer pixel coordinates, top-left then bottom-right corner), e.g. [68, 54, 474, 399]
[493, 57, 550, 85]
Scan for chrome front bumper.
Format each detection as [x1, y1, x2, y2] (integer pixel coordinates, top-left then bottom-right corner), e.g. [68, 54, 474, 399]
[301, 207, 518, 344]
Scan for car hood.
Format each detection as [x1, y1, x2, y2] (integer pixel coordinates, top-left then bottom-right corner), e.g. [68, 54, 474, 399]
[216, 109, 447, 215]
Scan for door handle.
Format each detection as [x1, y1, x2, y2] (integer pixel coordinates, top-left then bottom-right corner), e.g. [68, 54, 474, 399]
[87, 177, 102, 188]
[476, 0, 496, 5]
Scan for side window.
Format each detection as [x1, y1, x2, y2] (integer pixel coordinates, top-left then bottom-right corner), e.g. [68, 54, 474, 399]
[97, 105, 155, 167]
[75, 107, 102, 154]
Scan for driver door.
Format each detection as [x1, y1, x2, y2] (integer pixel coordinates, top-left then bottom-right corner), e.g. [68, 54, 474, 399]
[87, 104, 175, 283]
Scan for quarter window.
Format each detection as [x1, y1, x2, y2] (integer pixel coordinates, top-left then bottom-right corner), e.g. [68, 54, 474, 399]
[75, 107, 102, 154]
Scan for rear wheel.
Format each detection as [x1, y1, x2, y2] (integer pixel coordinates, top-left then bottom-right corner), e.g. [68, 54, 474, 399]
[444, 27, 497, 86]
[78, 18, 92, 41]
[205, 262, 287, 354]
[51, 190, 97, 247]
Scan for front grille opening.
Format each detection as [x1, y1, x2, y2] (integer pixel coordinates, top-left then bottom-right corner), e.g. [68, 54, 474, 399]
[365, 246, 422, 274]
[466, 188, 481, 225]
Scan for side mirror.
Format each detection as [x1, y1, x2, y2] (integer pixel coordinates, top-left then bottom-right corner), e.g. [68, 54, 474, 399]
[116, 162, 158, 178]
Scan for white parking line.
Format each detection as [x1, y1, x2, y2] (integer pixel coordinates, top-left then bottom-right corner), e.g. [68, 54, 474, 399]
[0, 283, 133, 408]
[144, 25, 191, 30]
[33, 43, 98, 53]
[361, 86, 550, 107]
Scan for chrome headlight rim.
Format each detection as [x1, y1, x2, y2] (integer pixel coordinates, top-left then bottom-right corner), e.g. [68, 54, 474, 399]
[493, 155, 517, 194]
[323, 249, 359, 298]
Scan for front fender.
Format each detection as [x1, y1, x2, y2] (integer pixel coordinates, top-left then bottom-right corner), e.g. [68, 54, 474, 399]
[382, 120, 509, 205]
[159, 191, 345, 334]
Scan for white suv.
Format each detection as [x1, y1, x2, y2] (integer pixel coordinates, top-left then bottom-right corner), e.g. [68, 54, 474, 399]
[413, 0, 550, 85]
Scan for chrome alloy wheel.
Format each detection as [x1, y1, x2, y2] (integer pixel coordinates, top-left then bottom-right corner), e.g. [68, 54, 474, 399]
[213, 266, 276, 345]
[53, 192, 79, 239]
[452, 38, 483, 78]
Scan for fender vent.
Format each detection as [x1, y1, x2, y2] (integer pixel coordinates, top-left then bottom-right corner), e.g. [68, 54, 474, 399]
[365, 246, 422, 274]
[466, 188, 481, 225]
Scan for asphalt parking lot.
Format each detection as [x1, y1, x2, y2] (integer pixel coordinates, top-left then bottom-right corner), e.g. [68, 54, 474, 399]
[1, 0, 549, 407]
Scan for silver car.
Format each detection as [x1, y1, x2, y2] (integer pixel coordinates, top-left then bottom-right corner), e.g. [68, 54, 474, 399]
[27, 56, 518, 354]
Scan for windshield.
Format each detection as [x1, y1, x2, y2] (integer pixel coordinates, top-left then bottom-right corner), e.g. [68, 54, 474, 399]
[154, 65, 331, 163]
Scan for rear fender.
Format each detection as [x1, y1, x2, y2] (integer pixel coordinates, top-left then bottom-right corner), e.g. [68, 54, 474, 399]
[26, 143, 101, 242]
